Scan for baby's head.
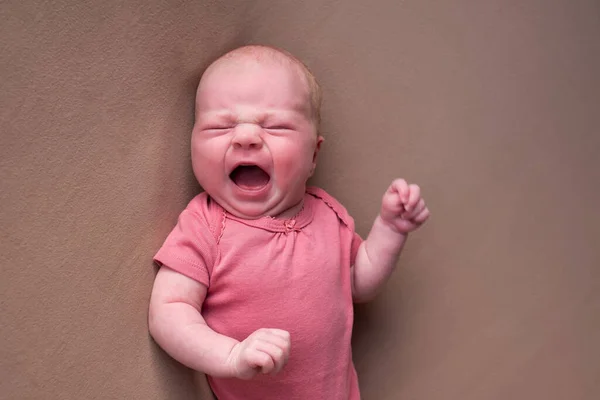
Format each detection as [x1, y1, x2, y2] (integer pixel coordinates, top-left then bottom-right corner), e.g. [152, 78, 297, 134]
[191, 45, 324, 219]
[196, 45, 322, 130]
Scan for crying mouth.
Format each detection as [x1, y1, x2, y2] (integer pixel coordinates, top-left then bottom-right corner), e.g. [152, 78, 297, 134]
[229, 165, 270, 190]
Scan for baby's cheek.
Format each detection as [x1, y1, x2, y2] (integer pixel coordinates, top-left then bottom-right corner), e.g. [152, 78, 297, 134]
[192, 140, 223, 162]
[192, 146, 224, 182]
[279, 158, 313, 187]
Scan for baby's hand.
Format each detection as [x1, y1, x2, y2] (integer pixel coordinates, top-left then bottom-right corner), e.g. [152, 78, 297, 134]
[227, 328, 291, 380]
[380, 178, 430, 234]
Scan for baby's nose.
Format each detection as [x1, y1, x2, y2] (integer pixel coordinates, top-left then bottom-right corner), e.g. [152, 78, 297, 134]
[232, 124, 263, 149]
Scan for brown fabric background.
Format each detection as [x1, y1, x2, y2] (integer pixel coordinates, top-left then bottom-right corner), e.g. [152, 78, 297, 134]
[2, 0, 599, 399]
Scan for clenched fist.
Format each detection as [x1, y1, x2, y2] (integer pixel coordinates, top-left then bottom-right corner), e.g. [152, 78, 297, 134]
[380, 178, 430, 234]
[226, 328, 291, 380]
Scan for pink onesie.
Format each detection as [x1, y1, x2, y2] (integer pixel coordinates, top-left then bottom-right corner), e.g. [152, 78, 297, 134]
[153, 186, 362, 399]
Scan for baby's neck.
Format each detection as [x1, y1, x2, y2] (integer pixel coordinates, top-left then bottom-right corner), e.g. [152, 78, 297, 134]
[268, 199, 304, 220]
[210, 195, 305, 221]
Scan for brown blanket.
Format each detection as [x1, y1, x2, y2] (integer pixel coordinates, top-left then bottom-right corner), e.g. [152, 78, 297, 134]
[2, 0, 599, 398]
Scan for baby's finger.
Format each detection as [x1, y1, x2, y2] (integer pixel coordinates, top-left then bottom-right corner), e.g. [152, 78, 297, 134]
[390, 179, 409, 203]
[402, 198, 425, 220]
[255, 341, 286, 374]
[246, 349, 274, 376]
[413, 207, 430, 224]
[261, 330, 290, 357]
[251, 328, 287, 345]
[404, 184, 421, 212]
[266, 338, 290, 367]
[381, 192, 404, 214]
[267, 329, 291, 342]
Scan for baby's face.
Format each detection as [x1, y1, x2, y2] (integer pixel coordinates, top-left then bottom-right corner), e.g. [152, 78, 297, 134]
[192, 57, 322, 219]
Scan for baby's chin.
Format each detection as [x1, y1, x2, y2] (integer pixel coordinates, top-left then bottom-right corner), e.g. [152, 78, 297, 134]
[213, 196, 277, 220]
[222, 205, 268, 220]
[215, 194, 303, 220]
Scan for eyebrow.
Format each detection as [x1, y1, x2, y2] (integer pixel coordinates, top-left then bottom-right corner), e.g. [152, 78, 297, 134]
[199, 109, 307, 122]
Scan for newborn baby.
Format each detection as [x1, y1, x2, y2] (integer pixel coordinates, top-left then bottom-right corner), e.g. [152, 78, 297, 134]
[149, 45, 430, 400]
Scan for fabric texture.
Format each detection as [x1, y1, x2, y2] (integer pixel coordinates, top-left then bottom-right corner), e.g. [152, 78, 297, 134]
[154, 186, 363, 399]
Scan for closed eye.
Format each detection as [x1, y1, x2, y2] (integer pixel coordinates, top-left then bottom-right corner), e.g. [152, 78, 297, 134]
[266, 125, 293, 130]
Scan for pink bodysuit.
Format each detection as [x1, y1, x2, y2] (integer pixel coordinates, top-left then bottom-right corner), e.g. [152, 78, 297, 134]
[154, 186, 362, 399]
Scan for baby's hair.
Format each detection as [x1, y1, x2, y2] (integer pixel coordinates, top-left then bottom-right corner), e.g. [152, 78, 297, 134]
[198, 45, 323, 128]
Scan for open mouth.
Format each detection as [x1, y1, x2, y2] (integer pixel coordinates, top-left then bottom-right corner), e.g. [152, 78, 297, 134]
[229, 165, 270, 190]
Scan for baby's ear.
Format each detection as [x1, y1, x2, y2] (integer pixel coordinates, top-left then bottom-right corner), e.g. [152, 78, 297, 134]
[310, 136, 324, 177]
[313, 136, 324, 163]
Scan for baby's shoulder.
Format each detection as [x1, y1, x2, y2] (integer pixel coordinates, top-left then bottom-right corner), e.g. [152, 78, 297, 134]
[182, 192, 225, 241]
[185, 191, 211, 214]
[306, 186, 355, 229]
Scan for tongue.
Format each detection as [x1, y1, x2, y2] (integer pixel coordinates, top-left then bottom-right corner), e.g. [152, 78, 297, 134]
[231, 166, 270, 190]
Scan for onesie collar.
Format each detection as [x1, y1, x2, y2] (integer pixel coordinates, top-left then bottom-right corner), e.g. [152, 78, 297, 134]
[223, 192, 315, 233]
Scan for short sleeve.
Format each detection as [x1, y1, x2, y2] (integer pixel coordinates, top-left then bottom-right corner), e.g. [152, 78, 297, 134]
[350, 231, 363, 266]
[153, 195, 220, 287]
[306, 186, 363, 267]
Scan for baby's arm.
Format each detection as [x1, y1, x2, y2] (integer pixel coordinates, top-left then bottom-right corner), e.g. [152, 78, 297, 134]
[148, 267, 290, 379]
[352, 179, 429, 302]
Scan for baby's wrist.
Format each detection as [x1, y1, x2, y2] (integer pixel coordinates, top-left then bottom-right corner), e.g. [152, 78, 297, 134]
[224, 341, 243, 378]
[376, 215, 410, 237]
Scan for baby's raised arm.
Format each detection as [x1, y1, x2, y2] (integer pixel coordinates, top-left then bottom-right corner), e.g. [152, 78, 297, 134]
[148, 267, 290, 379]
[352, 179, 430, 302]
